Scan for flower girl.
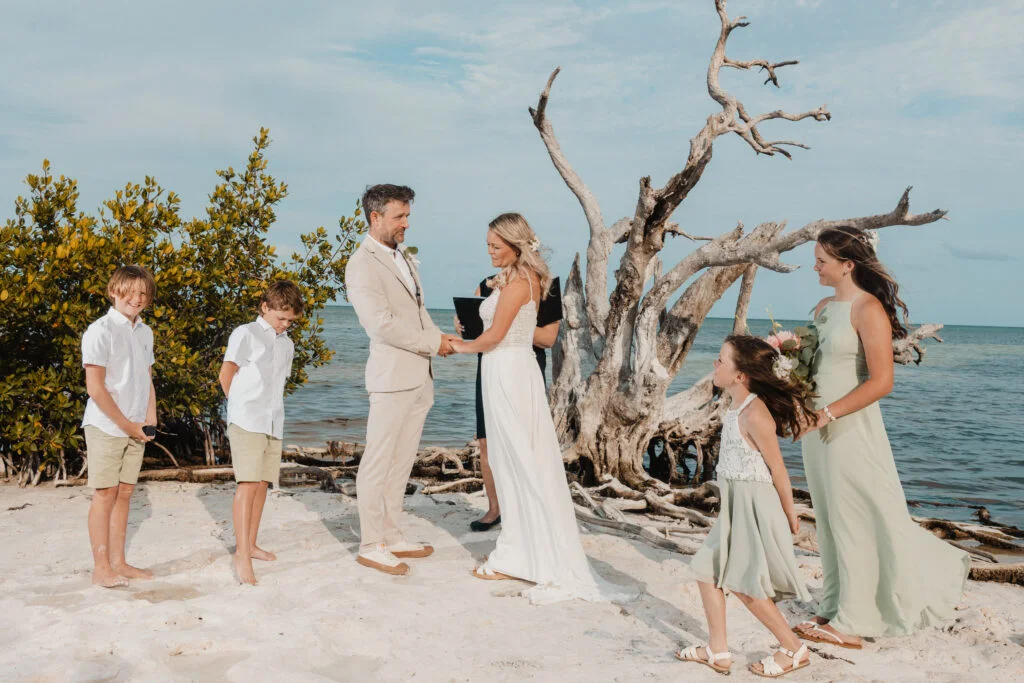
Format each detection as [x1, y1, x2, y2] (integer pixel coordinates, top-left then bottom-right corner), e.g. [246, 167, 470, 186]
[675, 335, 815, 678]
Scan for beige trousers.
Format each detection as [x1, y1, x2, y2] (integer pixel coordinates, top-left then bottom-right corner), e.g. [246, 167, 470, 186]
[357, 380, 434, 552]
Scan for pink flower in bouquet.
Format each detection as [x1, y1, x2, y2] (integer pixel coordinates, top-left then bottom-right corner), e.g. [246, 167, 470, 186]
[766, 330, 799, 350]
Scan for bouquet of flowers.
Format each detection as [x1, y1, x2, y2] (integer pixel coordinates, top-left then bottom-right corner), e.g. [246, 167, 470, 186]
[764, 307, 820, 391]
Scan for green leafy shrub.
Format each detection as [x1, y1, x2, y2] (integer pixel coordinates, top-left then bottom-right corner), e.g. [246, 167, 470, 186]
[0, 128, 365, 484]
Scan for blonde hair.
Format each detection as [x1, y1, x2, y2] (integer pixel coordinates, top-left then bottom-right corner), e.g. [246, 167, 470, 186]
[106, 265, 156, 303]
[486, 213, 552, 300]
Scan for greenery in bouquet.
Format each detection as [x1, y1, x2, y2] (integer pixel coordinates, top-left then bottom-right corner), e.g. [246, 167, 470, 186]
[764, 307, 820, 392]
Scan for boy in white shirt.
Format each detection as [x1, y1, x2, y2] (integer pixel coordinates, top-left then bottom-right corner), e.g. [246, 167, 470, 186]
[81, 265, 158, 588]
[219, 281, 302, 585]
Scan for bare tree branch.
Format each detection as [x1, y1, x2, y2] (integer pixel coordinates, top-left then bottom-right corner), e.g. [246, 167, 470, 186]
[732, 264, 758, 334]
[647, 187, 946, 332]
[771, 186, 948, 253]
[530, 67, 624, 341]
[723, 57, 799, 87]
[665, 222, 716, 242]
[612, 217, 635, 244]
[529, 68, 605, 239]
[894, 323, 944, 365]
[707, 1, 830, 160]
[549, 256, 597, 442]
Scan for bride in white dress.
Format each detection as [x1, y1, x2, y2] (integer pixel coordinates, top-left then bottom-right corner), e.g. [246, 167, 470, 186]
[450, 213, 637, 605]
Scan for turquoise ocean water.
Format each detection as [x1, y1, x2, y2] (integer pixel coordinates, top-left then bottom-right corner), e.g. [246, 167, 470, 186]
[284, 306, 1024, 528]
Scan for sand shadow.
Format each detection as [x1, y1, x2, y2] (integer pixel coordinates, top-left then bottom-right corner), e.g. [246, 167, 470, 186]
[289, 484, 361, 553]
[195, 482, 237, 552]
[124, 482, 153, 555]
[613, 533, 822, 652]
[405, 492, 709, 649]
[147, 547, 226, 579]
[587, 553, 710, 650]
[405, 492, 496, 560]
[131, 581, 204, 603]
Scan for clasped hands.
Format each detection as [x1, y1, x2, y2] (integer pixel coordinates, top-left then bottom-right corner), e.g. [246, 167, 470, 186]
[437, 333, 463, 357]
[437, 315, 472, 357]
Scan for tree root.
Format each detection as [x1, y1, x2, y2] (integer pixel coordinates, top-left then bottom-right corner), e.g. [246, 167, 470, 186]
[643, 491, 714, 527]
[917, 517, 1024, 552]
[570, 480, 700, 554]
[968, 563, 1024, 586]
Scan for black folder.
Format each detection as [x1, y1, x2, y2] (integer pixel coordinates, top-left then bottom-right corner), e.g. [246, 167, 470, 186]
[453, 297, 486, 340]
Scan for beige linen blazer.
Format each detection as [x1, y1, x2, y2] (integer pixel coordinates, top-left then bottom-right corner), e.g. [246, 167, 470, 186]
[345, 237, 442, 393]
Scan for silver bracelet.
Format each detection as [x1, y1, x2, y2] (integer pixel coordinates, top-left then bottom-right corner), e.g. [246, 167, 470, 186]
[823, 405, 837, 422]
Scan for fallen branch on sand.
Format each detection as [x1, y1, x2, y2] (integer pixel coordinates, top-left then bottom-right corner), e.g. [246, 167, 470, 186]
[422, 478, 484, 495]
[967, 563, 1024, 585]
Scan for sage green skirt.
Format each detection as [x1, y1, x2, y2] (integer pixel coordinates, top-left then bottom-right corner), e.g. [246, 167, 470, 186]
[690, 479, 810, 602]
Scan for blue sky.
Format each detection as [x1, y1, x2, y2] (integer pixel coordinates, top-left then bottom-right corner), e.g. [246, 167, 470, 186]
[1, 0, 1021, 327]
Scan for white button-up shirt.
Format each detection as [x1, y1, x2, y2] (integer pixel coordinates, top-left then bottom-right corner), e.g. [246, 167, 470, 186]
[368, 234, 416, 293]
[223, 316, 294, 439]
[81, 307, 155, 437]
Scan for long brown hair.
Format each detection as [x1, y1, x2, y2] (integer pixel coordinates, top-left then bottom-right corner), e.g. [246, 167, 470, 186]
[725, 335, 817, 440]
[817, 226, 909, 339]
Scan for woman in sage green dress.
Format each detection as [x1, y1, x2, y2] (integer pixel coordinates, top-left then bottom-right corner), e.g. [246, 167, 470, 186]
[795, 226, 970, 648]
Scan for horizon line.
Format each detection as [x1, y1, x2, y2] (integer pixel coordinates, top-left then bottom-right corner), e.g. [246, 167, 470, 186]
[323, 303, 1023, 331]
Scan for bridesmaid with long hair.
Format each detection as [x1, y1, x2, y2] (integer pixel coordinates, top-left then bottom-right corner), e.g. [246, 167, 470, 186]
[795, 226, 970, 647]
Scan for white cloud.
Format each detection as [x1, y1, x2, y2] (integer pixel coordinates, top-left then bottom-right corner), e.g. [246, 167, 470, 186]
[812, 2, 1023, 104]
[0, 0, 1019, 326]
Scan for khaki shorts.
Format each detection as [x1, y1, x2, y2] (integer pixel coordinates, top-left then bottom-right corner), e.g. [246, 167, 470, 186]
[227, 424, 283, 486]
[84, 426, 146, 489]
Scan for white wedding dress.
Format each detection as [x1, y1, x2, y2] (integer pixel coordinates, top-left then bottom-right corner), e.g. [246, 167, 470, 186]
[478, 280, 638, 605]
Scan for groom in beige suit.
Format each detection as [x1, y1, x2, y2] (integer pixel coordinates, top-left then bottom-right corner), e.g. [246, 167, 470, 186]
[345, 184, 455, 575]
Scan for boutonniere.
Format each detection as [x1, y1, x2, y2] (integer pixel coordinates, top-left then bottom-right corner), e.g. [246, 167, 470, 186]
[402, 246, 421, 269]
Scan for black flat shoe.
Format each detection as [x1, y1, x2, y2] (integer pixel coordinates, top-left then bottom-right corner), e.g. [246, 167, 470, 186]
[470, 516, 501, 532]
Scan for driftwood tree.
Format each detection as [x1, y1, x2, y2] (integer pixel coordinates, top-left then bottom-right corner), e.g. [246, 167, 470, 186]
[534, 0, 947, 489]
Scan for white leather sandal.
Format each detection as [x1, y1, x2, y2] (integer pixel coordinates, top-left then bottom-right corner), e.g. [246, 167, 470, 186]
[674, 644, 732, 675]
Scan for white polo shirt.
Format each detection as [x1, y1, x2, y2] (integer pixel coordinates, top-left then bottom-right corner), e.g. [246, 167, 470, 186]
[81, 307, 155, 437]
[223, 316, 294, 439]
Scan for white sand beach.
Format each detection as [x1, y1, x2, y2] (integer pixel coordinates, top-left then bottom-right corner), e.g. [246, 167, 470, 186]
[1, 482, 1021, 683]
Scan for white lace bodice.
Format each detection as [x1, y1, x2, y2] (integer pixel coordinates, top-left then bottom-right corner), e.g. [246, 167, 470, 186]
[479, 285, 538, 353]
[716, 394, 773, 484]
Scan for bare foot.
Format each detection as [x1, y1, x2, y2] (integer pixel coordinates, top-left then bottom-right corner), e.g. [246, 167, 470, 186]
[92, 567, 129, 588]
[251, 546, 277, 562]
[112, 562, 154, 580]
[234, 554, 257, 585]
[478, 512, 500, 524]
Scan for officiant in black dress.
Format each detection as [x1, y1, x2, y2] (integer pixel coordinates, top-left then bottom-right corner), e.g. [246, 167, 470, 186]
[456, 276, 562, 532]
